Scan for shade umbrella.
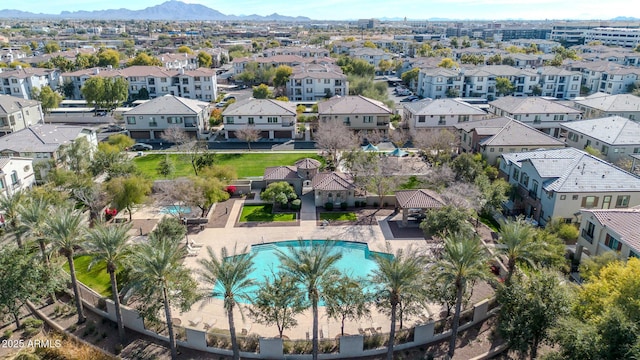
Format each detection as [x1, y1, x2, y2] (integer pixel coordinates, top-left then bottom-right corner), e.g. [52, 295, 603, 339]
[388, 148, 408, 157]
[361, 143, 380, 152]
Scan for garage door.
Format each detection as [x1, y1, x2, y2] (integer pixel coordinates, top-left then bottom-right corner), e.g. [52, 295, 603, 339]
[129, 131, 151, 140]
[227, 131, 237, 139]
[274, 131, 291, 139]
[260, 131, 269, 139]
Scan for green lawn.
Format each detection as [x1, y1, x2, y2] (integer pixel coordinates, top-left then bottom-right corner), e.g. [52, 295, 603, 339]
[239, 204, 296, 222]
[319, 212, 358, 221]
[133, 153, 324, 180]
[62, 255, 112, 297]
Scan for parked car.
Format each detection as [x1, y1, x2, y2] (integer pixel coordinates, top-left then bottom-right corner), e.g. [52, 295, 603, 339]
[130, 143, 153, 151]
[215, 101, 227, 108]
[401, 95, 420, 102]
[105, 124, 124, 132]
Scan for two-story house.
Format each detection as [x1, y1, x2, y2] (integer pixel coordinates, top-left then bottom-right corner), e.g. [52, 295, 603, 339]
[123, 95, 212, 140]
[576, 207, 640, 262]
[287, 63, 348, 101]
[573, 93, 640, 120]
[0, 124, 98, 182]
[489, 96, 583, 137]
[0, 95, 44, 137]
[317, 95, 392, 135]
[222, 99, 297, 140]
[561, 116, 640, 163]
[454, 117, 513, 153]
[478, 118, 566, 165]
[500, 147, 640, 225]
[403, 98, 488, 130]
[0, 157, 35, 198]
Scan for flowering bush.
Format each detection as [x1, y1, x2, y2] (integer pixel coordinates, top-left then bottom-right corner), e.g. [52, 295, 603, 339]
[105, 208, 118, 221]
[225, 185, 237, 196]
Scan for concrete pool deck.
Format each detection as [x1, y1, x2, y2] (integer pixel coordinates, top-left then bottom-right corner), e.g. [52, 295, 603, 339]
[127, 194, 490, 340]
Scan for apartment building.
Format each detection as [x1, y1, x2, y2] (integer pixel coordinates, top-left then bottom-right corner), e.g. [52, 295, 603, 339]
[0, 95, 44, 136]
[403, 98, 488, 130]
[489, 96, 583, 137]
[317, 95, 392, 134]
[499, 147, 640, 225]
[287, 63, 348, 101]
[584, 27, 640, 48]
[0, 67, 61, 100]
[573, 93, 640, 120]
[0, 157, 36, 198]
[222, 99, 297, 140]
[416, 67, 464, 99]
[561, 116, 640, 163]
[61, 66, 217, 102]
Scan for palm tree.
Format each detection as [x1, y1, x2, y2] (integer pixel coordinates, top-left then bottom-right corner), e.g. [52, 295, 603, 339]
[47, 206, 87, 324]
[0, 190, 25, 248]
[19, 196, 52, 265]
[198, 245, 256, 360]
[126, 233, 188, 360]
[436, 233, 490, 359]
[277, 240, 342, 360]
[497, 218, 537, 283]
[370, 244, 426, 360]
[85, 222, 132, 344]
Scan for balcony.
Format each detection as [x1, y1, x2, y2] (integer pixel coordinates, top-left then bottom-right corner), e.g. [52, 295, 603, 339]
[581, 229, 594, 243]
[377, 122, 389, 126]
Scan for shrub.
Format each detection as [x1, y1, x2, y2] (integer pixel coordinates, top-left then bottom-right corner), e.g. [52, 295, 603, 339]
[67, 324, 77, 333]
[290, 199, 302, 210]
[2, 329, 13, 339]
[340, 202, 348, 210]
[557, 223, 579, 242]
[324, 202, 334, 211]
[22, 318, 43, 331]
[225, 185, 237, 196]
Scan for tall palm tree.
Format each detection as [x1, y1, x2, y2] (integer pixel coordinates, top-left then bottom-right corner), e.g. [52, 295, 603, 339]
[19, 196, 52, 265]
[497, 218, 537, 283]
[198, 245, 256, 360]
[85, 222, 132, 344]
[0, 190, 25, 248]
[370, 244, 426, 360]
[47, 206, 87, 324]
[126, 233, 188, 360]
[436, 233, 490, 359]
[277, 240, 342, 360]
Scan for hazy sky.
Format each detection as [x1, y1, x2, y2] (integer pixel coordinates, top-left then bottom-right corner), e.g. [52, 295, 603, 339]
[7, 0, 638, 20]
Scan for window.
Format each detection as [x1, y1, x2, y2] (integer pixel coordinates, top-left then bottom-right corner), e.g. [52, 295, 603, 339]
[560, 195, 566, 200]
[572, 194, 579, 200]
[513, 168, 519, 181]
[306, 79, 313, 84]
[418, 115, 425, 123]
[602, 195, 611, 209]
[604, 233, 622, 251]
[568, 132, 578, 142]
[490, 147, 495, 152]
[182, 78, 189, 85]
[10, 171, 18, 185]
[532, 180, 539, 195]
[553, 114, 564, 121]
[0, 179, 3, 189]
[601, 145, 609, 155]
[149, 117, 157, 127]
[267, 117, 278, 123]
[226, 117, 234, 124]
[631, 250, 639, 259]
[167, 117, 183, 124]
[458, 115, 469, 123]
[498, 147, 503, 152]
[582, 196, 598, 208]
[363, 116, 373, 123]
[616, 195, 630, 208]
[520, 172, 529, 187]
[248, 117, 254, 125]
[126, 116, 136, 125]
[534, 115, 541, 123]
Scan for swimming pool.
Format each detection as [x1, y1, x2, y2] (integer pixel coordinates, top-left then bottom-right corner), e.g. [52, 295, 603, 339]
[160, 205, 192, 215]
[213, 239, 392, 305]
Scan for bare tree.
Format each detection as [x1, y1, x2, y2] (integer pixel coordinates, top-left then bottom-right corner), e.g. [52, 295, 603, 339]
[72, 185, 107, 227]
[160, 126, 209, 175]
[389, 128, 409, 149]
[343, 150, 400, 207]
[358, 129, 384, 145]
[314, 120, 359, 169]
[412, 129, 458, 163]
[234, 126, 261, 151]
[441, 181, 483, 213]
[160, 126, 191, 151]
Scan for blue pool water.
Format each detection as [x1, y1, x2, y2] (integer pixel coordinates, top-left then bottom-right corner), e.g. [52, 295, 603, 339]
[160, 206, 192, 215]
[213, 239, 392, 304]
